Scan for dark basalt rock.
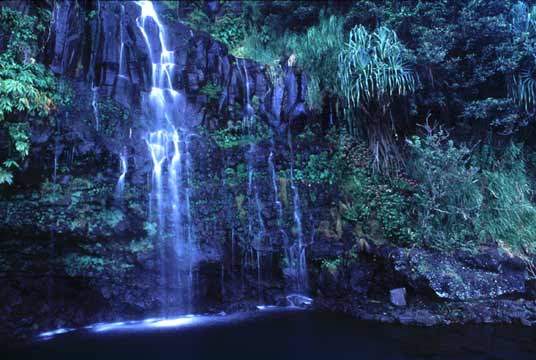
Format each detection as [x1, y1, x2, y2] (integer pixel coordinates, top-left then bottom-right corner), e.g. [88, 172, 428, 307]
[45, 1, 309, 134]
[382, 246, 528, 301]
[49, 0, 86, 77]
[315, 296, 536, 327]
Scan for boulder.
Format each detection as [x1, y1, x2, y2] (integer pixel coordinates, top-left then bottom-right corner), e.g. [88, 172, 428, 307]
[388, 247, 528, 301]
[390, 288, 407, 307]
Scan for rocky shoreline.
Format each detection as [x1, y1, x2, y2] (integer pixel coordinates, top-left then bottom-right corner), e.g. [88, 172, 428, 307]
[316, 297, 536, 327]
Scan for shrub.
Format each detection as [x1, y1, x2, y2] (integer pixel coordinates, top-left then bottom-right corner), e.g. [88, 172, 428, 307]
[407, 123, 482, 251]
[0, 7, 60, 184]
[476, 143, 536, 254]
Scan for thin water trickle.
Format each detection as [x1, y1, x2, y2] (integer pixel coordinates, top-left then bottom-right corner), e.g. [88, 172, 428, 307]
[288, 129, 308, 294]
[115, 149, 127, 200]
[268, 150, 283, 221]
[92, 86, 99, 131]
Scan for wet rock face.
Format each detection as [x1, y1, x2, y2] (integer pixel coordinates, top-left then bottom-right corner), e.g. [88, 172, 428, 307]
[49, 0, 87, 77]
[47, 0, 308, 132]
[387, 247, 528, 301]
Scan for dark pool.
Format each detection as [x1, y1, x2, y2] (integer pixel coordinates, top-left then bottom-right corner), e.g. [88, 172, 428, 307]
[4, 309, 536, 359]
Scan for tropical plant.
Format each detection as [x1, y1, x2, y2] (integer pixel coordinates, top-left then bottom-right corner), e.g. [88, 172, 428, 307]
[338, 25, 415, 172]
[0, 7, 60, 184]
[509, 2, 536, 113]
[510, 1, 536, 35]
[476, 143, 536, 254]
[407, 123, 482, 251]
[290, 14, 344, 111]
[511, 56, 536, 113]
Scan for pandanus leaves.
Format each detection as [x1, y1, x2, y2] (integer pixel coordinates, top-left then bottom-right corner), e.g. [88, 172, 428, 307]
[511, 59, 536, 113]
[338, 25, 415, 112]
[338, 25, 415, 172]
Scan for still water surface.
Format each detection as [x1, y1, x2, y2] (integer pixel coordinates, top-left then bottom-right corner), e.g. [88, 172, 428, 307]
[5, 309, 536, 359]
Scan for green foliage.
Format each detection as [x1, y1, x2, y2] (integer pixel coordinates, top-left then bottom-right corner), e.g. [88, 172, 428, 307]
[476, 143, 536, 253]
[95, 98, 130, 136]
[0, 7, 49, 58]
[0, 7, 60, 184]
[290, 15, 344, 111]
[143, 221, 157, 237]
[338, 26, 415, 116]
[299, 129, 416, 245]
[212, 119, 271, 149]
[36, 177, 125, 238]
[160, 1, 180, 24]
[320, 244, 361, 273]
[186, 4, 246, 53]
[64, 253, 133, 277]
[407, 124, 482, 251]
[340, 169, 416, 245]
[293, 152, 335, 185]
[212, 11, 246, 51]
[224, 163, 248, 187]
[460, 98, 520, 134]
[236, 28, 285, 68]
[186, 7, 211, 32]
[338, 25, 415, 172]
[200, 81, 222, 103]
[129, 238, 154, 254]
[240, 13, 343, 111]
[509, 2, 536, 113]
[321, 257, 342, 273]
[408, 126, 536, 254]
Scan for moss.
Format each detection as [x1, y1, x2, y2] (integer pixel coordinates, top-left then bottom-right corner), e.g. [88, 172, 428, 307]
[64, 253, 133, 277]
[200, 82, 222, 103]
[223, 163, 249, 187]
[235, 194, 247, 223]
[143, 222, 157, 238]
[211, 119, 271, 149]
[129, 238, 154, 254]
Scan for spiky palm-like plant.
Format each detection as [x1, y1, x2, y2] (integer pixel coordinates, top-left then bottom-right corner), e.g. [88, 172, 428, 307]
[338, 25, 415, 172]
[511, 57, 536, 113]
[512, 63, 536, 112]
[509, 2, 536, 113]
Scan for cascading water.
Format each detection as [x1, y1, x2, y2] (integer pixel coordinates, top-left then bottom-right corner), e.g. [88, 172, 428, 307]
[136, 0, 196, 314]
[288, 129, 308, 294]
[118, 4, 127, 79]
[237, 58, 267, 302]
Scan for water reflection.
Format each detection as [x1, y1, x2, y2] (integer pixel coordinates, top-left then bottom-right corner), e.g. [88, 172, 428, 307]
[14, 311, 536, 360]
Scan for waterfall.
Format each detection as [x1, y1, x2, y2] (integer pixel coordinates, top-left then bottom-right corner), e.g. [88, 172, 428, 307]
[268, 143, 291, 285]
[288, 130, 308, 294]
[237, 58, 266, 302]
[268, 150, 283, 221]
[92, 86, 99, 131]
[118, 4, 127, 79]
[136, 0, 196, 314]
[115, 149, 127, 200]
